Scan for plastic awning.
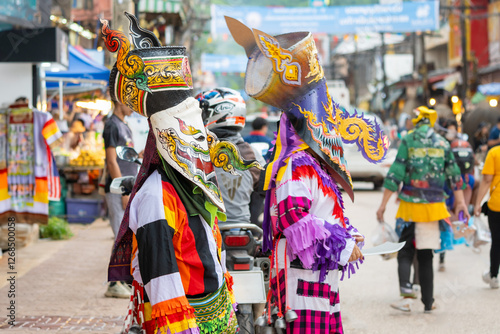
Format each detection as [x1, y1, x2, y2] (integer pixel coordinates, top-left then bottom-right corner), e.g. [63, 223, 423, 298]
[478, 83, 500, 96]
[139, 0, 182, 13]
[45, 45, 110, 94]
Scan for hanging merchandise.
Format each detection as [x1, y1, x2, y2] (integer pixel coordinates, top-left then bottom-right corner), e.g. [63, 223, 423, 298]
[0, 103, 62, 224]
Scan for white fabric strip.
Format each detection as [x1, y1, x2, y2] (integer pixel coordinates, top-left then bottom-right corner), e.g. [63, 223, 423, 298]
[145, 272, 186, 306]
[128, 171, 165, 233]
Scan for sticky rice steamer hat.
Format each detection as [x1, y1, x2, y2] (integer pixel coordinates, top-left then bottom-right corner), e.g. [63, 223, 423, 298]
[225, 16, 389, 200]
[102, 13, 193, 117]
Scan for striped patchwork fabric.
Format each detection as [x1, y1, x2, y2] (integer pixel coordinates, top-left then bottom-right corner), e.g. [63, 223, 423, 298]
[277, 193, 312, 230]
[297, 279, 330, 299]
[128, 167, 232, 333]
[270, 268, 344, 334]
[273, 151, 358, 270]
[288, 309, 332, 334]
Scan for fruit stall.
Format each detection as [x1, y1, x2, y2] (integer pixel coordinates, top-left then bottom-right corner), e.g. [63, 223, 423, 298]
[52, 135, 105, 224]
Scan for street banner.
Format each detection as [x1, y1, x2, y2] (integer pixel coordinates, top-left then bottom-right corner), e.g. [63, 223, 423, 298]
[488, 1, 500, 64]
[211, 1, 439, 36]
[448, 2, 471, 67]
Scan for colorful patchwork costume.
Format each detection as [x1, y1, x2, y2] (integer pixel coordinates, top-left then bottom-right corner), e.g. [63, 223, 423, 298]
[379, 107, 465, 311]
[225, 17, 388, 333]
[102, 14, 261, 334]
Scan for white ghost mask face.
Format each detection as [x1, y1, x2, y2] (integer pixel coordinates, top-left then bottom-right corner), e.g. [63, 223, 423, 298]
[150, 97, 224, 211]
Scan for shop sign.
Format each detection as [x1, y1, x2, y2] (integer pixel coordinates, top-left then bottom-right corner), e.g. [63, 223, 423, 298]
[0, 27, 69, 68]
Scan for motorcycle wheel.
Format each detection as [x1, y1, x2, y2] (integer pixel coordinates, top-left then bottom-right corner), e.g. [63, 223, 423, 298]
[237, 303, 255, 334]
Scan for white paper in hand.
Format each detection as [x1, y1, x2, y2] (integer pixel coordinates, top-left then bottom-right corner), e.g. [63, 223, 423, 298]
[362, 242, 405, 256]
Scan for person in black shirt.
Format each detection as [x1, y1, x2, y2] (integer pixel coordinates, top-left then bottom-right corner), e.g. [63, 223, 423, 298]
[102, 101, 139, 298]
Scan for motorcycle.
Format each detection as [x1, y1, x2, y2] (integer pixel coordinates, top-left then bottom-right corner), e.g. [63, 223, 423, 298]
[113, 146, 269, 334]
[219, 222, 269, 334]
[109, 146, 141, 196]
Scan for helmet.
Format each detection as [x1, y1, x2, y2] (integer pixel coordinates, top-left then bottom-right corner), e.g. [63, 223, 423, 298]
[451, 139, 474, 174]
[196, 87, 246, 131]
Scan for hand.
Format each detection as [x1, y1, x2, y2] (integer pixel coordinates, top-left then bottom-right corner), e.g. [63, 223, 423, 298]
[121, 195, 130, 210]
[376, 205, 386, 223]
[354, 236, 365, 244]
[454, 201, 470, 222]
[349, 244, 364, 262]
[474, 204, 482, 217]
[138, 150, 144, 159]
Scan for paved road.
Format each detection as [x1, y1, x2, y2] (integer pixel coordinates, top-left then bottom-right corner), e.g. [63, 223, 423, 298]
[0, 219, 128, 332]
[0, 185, 497, 333]
[341, 185, 497, 334]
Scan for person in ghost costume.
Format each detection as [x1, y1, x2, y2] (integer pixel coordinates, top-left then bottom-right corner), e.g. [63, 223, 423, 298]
[224, 17, 389, 333]
[102, 13, 262, 334]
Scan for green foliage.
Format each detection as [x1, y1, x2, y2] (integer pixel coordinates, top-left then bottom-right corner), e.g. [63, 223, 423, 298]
[40, 217, 74, 240]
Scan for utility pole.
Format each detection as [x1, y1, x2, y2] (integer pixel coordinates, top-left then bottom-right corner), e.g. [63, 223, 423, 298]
[420, 33, 428, 104]
[354, 34, 359, 107]
[460, 0, 468, 113]
[380, 32, 388, 117]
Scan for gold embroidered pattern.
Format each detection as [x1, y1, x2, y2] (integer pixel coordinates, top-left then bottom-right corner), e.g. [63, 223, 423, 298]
[257, 34, 301, 86]
[304, 42, 324, 84]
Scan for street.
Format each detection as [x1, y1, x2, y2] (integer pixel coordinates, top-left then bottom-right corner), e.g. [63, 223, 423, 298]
[0, 183, 497, 333]
[341, 184, 497, 334]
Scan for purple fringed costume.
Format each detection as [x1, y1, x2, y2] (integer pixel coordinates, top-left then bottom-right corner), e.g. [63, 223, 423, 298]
[266, 117, 364, 334]
[223, 16, 388, 334]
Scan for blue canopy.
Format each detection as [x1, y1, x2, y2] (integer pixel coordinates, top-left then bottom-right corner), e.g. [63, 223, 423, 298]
[478, 83, 500, 96]
[45, 45, 110, 92]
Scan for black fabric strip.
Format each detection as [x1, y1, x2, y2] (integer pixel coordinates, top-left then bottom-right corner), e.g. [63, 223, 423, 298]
[136, 219, 178, 285]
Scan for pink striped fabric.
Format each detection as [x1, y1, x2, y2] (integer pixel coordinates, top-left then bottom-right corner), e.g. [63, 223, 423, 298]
[47, 149, 61, 201]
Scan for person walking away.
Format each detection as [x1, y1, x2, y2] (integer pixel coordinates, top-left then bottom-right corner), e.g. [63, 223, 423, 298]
[474, 122, 491, 164]
[487, 117, 500, 149]
[474, 145, 500, 289]
[439, 139, 475, 271]
[244, 117, 273, 161]
[197, 88, 265, 226]
[102, 101, 138, 298]
[376, 106, 469, 313]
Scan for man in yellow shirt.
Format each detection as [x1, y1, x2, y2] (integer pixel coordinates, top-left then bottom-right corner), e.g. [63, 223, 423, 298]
[474, 145, 500, 289]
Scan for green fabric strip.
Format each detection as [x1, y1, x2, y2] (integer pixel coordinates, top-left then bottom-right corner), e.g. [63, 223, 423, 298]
[158, 152, 225, 227]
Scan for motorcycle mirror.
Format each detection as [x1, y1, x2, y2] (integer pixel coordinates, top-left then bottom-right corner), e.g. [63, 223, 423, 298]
[116, 146, 141, 165]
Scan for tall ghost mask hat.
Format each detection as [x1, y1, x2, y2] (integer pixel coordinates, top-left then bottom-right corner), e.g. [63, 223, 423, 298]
[225, 16, 389, 200]
[101, 13, 261, 211]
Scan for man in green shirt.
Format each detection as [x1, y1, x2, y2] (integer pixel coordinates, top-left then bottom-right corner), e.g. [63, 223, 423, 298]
[376, 106, 468, 313]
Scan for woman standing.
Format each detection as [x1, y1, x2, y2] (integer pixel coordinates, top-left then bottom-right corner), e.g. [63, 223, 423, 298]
[474, 145, 500, 289]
